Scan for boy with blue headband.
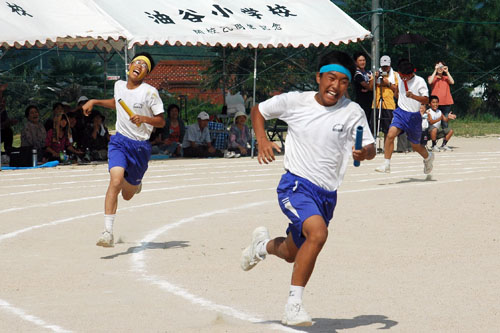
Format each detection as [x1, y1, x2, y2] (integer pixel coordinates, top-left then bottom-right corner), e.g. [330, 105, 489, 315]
[82, 52, 165, 247]
[242, 50, 375, 326]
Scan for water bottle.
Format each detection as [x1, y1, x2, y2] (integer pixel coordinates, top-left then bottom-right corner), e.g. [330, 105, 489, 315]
[32, 148, 37, 167]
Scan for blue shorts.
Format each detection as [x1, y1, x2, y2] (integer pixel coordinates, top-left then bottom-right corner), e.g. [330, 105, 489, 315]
[277, 172, 337, 248]
[390, 107, 423, 144]
[108, 132, 151, 186]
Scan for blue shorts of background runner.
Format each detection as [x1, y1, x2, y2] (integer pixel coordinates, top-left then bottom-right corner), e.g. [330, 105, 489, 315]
[390, 107, 423, 144]
[108, 132, 151, 186]
[277, 171, 337, 248]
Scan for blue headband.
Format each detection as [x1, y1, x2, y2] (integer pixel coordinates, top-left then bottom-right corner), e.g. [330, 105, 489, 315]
[319, 64, 352, 81]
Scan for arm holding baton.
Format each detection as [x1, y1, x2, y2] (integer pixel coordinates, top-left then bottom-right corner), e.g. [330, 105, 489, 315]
[118, 99, 141, 127]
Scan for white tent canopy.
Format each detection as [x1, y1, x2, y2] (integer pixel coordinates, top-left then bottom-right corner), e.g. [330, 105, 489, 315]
[94, 0, 370, 48]
[0, 0, 131, 51]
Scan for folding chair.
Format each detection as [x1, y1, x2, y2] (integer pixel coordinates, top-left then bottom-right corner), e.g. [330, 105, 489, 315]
[266, 119, 288, 150]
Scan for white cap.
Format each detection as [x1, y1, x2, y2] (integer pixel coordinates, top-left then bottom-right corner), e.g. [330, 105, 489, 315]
[233, 110, 247, 123]
[77, 96, 89, 104]
[197, 111, 210, 120]
[380, 55, 391, 67]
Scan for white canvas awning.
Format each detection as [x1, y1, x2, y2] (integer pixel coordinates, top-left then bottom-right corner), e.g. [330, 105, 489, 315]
[0, 0, 131, 51]
[93, 0, 370, 48]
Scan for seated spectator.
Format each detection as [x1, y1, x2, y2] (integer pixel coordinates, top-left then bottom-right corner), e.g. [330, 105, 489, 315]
[182, 111, 223, 158]
[160, 103, 185, 156]
[21, 105, 47, 161]
[0, 84, 18, 154]
[427, 95, 456, 152]
[85, 110, 109, 160]
[67, 112, 87, 152]
[227, 110, 252, 157]
[68, 96, 90, 145]
[44, 102, 65, 132]
[44, 113, 84, 162]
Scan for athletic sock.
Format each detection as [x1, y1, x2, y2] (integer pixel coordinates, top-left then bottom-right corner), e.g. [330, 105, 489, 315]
[432, 140, 437, 147]
[441, 140, 448, 147]
[256, 239, 270, 257]
[384, 158, 390, 166]
[287, 285, 304, 304]
[104, 214, 115, 233]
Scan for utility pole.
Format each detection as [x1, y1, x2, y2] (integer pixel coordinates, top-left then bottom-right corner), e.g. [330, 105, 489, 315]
[371, 0, 381, 137]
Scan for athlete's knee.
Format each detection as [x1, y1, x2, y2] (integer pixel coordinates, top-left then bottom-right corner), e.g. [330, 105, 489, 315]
[306, 228, 328, 247]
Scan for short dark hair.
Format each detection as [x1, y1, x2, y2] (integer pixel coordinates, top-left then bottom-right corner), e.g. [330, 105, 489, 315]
[53, 102, 63, 110]
[429, 95, 439, 103]
[24, 105, 38, 118]
[133, 52, 155, 72]
[167, 103, 180, 118]
[353, 52, 368, 63]
[318, 50, 356, 79]
[397, 59, 415, 74]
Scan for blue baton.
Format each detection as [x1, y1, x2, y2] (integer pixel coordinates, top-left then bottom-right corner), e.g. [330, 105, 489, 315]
[353, 126, 363, 167]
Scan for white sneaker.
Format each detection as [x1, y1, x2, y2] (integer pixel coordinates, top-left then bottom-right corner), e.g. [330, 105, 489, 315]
[96, 231, 114, 247]
[224, 151, 235, 158]
[240, 226, 270, 271]
[282, 302, 313, 326]
[375, 163, 390, 173]
[135, 183, 142, 194]
[432, 146, 440, 152]
[423, 152, 434, 174]
[441, 145, 452, 151]
[234, 153, 241, 158]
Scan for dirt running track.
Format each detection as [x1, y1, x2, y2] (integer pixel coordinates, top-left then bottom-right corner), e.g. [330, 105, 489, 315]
[0, 136, 499, 333]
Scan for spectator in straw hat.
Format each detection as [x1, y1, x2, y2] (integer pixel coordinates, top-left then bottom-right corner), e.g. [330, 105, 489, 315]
[227, 110, 252, 157]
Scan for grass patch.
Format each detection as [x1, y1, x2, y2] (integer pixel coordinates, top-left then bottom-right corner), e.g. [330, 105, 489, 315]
[451, 115, 500, 137]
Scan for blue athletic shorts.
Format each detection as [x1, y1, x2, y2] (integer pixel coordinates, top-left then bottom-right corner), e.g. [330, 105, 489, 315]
[108, 132, 151, 186]
[277, 171, 337, 248]
[390, 107, 423, 144]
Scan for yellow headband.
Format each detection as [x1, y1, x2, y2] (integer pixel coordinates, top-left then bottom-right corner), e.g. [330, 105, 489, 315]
[132, 55, 152, 72]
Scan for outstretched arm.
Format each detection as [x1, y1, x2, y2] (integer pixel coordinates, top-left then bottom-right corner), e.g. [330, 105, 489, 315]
[82, 98, 115, 116]
[251, 104, 281, 164]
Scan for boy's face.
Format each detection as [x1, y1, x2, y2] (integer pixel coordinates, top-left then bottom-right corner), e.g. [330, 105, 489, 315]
[315, 71, 349, 107]
[430, 98, 439, 111]
[128, 59, 149, 82]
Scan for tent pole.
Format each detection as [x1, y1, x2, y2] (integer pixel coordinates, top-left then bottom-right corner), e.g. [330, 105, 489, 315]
[124, 40, 129, 78]
[251, 48, 257, 158]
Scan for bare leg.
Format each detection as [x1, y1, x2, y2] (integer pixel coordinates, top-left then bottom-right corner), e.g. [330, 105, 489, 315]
[104, 167, 140, 215]
[411, 142, 429, 159]
[384, 126, 402, 159]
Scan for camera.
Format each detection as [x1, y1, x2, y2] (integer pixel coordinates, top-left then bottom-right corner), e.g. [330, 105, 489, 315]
[381, 71, 388, 76]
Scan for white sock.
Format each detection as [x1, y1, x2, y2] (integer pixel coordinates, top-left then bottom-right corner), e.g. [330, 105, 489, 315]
[287, 285, 304, 304]
[425, 152, 432, 161]
[384, 158, 391, 166]
[256, 239, 270, 257]
[104, 214, 115, 233]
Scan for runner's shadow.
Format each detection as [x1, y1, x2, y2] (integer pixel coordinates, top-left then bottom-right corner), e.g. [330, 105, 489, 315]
[396, 174, 436, 184]
[100, 241, 189, 259]
[262, 314, 397, 332]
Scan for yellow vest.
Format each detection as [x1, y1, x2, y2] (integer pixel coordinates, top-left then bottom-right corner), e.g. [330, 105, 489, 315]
[374, 72, 398, 110]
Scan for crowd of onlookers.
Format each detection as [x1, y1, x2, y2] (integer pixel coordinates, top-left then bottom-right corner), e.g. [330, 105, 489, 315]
[352, 53, 456, 152]
[1, 88, 253, 166]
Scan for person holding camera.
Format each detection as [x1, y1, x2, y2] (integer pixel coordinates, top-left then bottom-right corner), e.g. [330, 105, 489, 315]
[428, 61, 454, 128]
[371, 55, 398, 148]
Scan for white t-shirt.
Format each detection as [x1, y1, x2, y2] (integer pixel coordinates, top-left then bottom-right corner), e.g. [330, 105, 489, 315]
[259, 91, 374, 191]
[114, 80, 164, 141]
[428, 108, 442, 129]
[397, 74, 429, 112]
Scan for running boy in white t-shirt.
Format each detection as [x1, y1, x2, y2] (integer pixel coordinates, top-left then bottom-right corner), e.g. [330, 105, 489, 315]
[241, 50, 376, 326]
[375, 59, 434, 174]
[82, 52, 165, 247]
[427, 95, 456, 151]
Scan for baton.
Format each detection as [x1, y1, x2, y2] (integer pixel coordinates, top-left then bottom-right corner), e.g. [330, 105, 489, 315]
[353, 126, 363, 167]
[118, 98, 140, 127]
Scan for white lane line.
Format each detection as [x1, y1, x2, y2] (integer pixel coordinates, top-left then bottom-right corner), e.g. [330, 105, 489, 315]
[130, 201, 300, 333]
[0, 179, 277, 214]
[0, 299, 71, 333]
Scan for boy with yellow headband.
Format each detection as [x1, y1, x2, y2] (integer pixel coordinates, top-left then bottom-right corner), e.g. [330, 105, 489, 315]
[242, 50, 375, 326]
[82, 52, 165, 247]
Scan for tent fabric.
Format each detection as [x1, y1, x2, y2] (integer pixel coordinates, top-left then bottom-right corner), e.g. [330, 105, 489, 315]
[0, 0, 131, 51]
[94, 0, 371, 48]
